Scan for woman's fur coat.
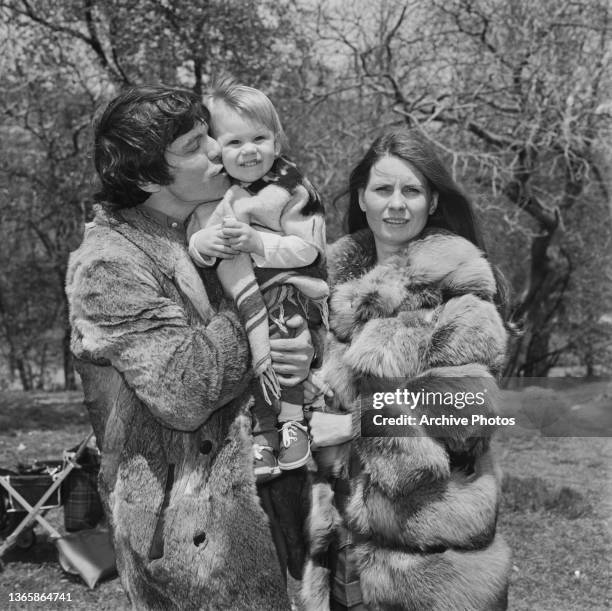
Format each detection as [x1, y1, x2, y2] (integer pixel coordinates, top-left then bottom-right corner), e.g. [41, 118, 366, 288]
[302, 229, 511, 611]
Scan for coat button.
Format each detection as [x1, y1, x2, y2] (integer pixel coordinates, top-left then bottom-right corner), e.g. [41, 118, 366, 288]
[171, 221, 178, 228]
[193, 532, 207, 547]
[199, 439, 213, 455]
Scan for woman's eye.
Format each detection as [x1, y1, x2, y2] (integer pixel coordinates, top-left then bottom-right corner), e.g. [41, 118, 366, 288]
[403, 186, 420, 195]
[375, 185, 391, 193]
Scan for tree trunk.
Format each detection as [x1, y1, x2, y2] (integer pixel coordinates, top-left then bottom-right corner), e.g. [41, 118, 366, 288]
[585, 351, 595, 378]
[36, 343, 48, 390]
[504, 228, 556, 378]
[193, 56, 203, 96]
[63, 322, 77, 390]
[16, 357, 33, 390]
[522, 324, 554, 377]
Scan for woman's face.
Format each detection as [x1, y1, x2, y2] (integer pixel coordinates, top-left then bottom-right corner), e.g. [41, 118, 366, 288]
[359, 155, 436, 252]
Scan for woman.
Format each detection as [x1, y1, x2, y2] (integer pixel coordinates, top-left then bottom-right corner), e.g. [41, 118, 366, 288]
[304, 129, 511, 610]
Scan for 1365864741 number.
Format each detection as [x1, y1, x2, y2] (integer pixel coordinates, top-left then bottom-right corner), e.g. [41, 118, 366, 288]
[9, 593, 73, 602]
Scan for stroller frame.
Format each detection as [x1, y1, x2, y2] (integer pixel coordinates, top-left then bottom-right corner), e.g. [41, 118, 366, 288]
[0, 431, 93, 568]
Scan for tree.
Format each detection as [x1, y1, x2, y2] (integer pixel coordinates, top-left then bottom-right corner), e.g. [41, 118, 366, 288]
[293, 0, 612, 376]
[0, 0, 610, 387]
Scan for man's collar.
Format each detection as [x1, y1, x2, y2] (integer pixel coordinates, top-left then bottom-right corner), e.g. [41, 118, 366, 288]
[136, 204, 186, 230]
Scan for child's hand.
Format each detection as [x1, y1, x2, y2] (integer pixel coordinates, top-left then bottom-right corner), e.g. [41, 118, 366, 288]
[191, 225, 238, 259]
[221, 218, 264, 256]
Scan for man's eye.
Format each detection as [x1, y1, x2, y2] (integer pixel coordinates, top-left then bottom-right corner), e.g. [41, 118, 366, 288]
[186, 137, 202, 152]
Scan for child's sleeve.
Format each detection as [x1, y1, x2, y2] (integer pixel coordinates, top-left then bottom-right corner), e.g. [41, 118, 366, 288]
[279, 192, 326, 258]
[231, 183, 292, 231]
[251, 232, 318, 268]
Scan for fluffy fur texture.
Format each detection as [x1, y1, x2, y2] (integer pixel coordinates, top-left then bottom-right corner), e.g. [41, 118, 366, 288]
[302, 229, 511, 610]
[67, 206, 291, 610]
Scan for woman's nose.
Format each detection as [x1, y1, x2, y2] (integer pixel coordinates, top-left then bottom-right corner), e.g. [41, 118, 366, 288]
[388, 188, 407, 209]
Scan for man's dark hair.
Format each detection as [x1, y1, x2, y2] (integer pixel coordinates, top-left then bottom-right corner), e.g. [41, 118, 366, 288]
[93, 85, 209, 209]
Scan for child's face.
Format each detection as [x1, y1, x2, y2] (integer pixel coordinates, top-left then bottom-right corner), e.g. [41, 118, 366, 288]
[211, 103, 278, 183]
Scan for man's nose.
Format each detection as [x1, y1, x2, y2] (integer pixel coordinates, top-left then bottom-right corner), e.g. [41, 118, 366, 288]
[207, 136, 221, 161]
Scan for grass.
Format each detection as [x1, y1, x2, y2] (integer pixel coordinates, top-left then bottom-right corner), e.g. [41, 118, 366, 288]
[0, 391, 127, 610]
[0, 385, 611, 610]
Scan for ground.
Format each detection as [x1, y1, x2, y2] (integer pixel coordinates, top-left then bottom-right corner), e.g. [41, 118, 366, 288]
[0, 383, 610, 610]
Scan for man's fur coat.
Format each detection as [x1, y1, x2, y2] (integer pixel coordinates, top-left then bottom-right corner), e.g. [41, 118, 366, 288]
[66, 206, 294, 610]
[302, 229, 511, 611]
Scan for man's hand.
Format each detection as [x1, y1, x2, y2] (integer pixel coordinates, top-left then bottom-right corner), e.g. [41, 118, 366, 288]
[304, 369, 334, 405]
[269, 315, 313, 386]
[309, 411, 353, 448]
[191, 225, 238, 259]
[222, 218, 264, 256]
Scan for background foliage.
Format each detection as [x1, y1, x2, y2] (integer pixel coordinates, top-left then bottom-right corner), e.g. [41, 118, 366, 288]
[0, 0, 610, 389]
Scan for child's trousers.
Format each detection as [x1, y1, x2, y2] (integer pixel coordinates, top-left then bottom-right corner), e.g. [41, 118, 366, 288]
[251, 286, 312, 445]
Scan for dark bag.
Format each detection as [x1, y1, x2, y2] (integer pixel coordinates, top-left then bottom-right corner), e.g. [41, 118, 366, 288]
[62, 447, 103, 532]
[56, 526, 117, 589]
[329, 471, 366, 611]
[328, 450, 367, 611]
[329, 524, 365, 610]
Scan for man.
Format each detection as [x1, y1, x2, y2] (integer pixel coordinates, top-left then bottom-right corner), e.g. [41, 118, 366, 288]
[66, 86, 313, 610]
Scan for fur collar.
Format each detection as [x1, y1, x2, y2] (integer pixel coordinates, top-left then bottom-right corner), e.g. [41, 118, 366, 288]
[328, 228, 496, 299]
[327, 229, 377, 286]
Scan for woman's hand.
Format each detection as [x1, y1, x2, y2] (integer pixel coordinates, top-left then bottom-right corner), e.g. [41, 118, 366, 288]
[309, 411, 353, 448]
[269, 314, 314, 386]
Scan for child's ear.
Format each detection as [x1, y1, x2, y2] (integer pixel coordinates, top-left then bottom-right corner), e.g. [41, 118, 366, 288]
[274, 139, 281, 157]
[139, 182, 161, 194]
[358, 189, 366, 212]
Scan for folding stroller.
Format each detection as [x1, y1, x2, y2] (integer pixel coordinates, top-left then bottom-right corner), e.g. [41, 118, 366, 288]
[0, 432, 93, 567]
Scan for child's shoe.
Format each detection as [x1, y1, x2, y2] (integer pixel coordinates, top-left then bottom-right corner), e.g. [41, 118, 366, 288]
[278, 421, 311, 470]
[253, 443, 281, 484]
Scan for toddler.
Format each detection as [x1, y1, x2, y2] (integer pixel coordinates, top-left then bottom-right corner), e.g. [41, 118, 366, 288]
[187, 80, 328, 481]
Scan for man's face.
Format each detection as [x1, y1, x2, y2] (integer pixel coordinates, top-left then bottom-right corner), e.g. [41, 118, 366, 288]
[153, 121, 229, 207]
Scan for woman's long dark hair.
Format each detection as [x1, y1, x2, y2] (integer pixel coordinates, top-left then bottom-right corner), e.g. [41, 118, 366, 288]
[346, 128, 485, 249]
[344, 127, 511, 319]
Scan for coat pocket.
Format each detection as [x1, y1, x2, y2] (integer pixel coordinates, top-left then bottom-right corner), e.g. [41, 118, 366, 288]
[148, 464, 175, 561]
